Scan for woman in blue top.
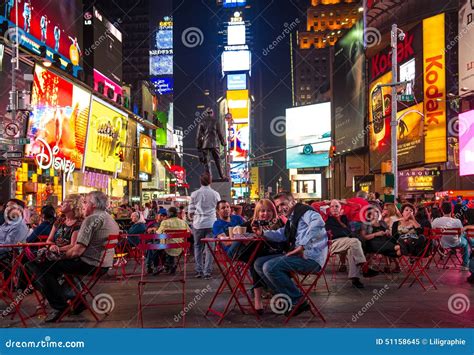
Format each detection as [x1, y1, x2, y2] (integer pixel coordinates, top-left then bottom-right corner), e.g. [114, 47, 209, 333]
[127, 212, 147, 246]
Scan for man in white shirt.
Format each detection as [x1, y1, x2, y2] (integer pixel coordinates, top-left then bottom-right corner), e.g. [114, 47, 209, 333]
[188, 173, 220, 278]
[432, 202, 470, 270]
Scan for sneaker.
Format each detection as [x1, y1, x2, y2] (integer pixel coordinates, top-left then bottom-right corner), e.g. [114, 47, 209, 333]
[363, 268, 379, 278]
[467, 274, 474, 284]
[351, 278, 364, 289]
[284, 301, 311, 317]
[194, 272, 203, 279]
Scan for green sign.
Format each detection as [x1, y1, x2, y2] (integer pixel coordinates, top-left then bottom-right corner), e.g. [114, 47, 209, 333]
[397, 94, 414, 102]
[0, 137, 30, 145]
[251, 159, 273, 168]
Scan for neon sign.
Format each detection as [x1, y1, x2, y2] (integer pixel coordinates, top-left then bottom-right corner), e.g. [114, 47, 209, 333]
[34, 138, 75, 181]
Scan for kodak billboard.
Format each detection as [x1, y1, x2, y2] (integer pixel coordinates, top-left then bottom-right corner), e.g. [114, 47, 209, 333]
[423, 13, 447, 163]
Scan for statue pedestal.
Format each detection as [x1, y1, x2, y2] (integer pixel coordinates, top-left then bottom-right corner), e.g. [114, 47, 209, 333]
[212, 181, 232, 202]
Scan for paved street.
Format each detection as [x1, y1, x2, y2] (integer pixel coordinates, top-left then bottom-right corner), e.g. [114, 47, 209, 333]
[2, 263, 473, 329]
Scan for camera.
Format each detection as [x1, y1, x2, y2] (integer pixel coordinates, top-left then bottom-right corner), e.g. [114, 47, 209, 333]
[252, 220, 270, 227]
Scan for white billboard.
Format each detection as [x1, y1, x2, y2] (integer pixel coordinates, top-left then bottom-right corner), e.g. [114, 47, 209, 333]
[222, 50, 251, 73]
[228, 23, 246, 45]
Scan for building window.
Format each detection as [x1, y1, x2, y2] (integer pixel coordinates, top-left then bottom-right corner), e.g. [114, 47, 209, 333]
[306, 86, 311, 90]
[306, 94, 312, 99]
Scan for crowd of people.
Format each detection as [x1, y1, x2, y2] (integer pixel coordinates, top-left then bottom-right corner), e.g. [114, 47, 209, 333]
[0, 173, 473, 322]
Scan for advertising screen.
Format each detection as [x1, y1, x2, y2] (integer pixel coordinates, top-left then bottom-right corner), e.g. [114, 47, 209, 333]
[0, 0, 83, 76]
[139, 134, 153, 175]
[460, 110, 474, 176]
[400, 59, 415, 96]
[227, 74, 246, 90]
[91, 7, 122, 85]
[459, 0, 474, 95]
[222, 50, 251, 72]
[368, 72, 392, 171]
[226, 89, 249, 120]
[25, 66, 91, 170]
[84, 98, 128, 173]
[227, 23, 246, 46]
[223, 0, 246, 7]
[397, 103, 424, 166]
[228, 123, 249, 161]
[286, 103, 331, 169]
[93, 69, 123, 103]
[230, 163, 249, 183]
[151, 77, 173, 95]
[149, 17, 173, 76]
[150, 55, 173, 76]
[333, 20, 366, 151]
[119, 119, 136, 180]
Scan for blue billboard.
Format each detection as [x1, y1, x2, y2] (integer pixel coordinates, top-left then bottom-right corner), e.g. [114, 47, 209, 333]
[151, 77, 173, 95]
[223, 0, 246, 8]
[227, 74, 247, 90]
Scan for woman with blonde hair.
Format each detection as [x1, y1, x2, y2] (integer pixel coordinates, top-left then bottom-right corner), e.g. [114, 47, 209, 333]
[382, 203, 401, 232]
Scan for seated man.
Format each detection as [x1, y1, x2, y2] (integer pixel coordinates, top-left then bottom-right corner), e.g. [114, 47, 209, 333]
[145, 211, 168, 274]
[213, 200, 245, 261]
[0, 202, 29, 259]
[325, 199, 376, 288]
[253, 192, 327, 316]
[155, 207, 191, 275]
[432, 201, 471, 270]
[27, 191, 119, 323]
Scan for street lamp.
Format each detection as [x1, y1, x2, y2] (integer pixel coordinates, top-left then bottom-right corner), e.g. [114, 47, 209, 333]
[390, 24, 406, 200]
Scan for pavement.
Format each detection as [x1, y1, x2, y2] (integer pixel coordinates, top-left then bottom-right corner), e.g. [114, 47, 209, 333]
[1, 261, 473, 328]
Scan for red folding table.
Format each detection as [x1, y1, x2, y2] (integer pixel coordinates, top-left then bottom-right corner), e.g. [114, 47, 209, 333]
[202, 236, 264, 324]
[0, 242, 52, 326]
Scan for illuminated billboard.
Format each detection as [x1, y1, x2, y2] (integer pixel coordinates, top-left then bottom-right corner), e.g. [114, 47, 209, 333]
[139, 134, 153, 175]
[0, 0, 83, 76]
[227, 23, 246, 46]
[119, 119, 136, 180]
[459, 0, 474, 95]
[228, 123, 249, 161]
[150, 17, 173, 76]
[25, 66, 92, 170]
[397, 103, 424, 166]
[226, 89, 249, 120]
[460, 110, 474, 176]
[223, 0, 246, 7]
[222, 50, 251, 72]
[93, 69, 123, 103]
[84, 98, 128, 173]
[286, 103, 331, 169]
[227, 74, 247, 90]
[151, 77, 173, 95]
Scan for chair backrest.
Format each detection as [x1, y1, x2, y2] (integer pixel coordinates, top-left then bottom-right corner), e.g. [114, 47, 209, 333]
[465, 228, 474, 239]
[430, 228, 462, 240]
[136, 232, 192, 252]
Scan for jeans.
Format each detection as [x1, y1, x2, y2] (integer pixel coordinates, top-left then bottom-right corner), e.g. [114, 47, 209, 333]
[26, 259, 103, 311]
[193, 228, 213, 276]
[458, 236, 471, 266]
[254, 254, 321, 304]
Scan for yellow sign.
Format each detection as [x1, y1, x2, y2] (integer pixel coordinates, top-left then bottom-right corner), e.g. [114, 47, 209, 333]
[226, 90, 249, 120]
[139, 134, 153, 174]
[250, 167, 259, 199]
[423, 13, 446, 163]
[397, 102, 424, 165]
[119, 119, 137, 180]
[85, 99, 128, 173]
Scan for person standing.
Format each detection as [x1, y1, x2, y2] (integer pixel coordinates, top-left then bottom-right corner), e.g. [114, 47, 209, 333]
[188, 173, 220, 278]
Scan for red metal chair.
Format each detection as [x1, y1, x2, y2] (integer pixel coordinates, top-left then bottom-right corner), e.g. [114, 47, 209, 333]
[137, 231, 191, 328]
[110, 234, 143, 280]
[466, 228, 474, 253]
[431, 228, 463, 269]
[285, 238, 331, 324]
[56, 234, 119, 322]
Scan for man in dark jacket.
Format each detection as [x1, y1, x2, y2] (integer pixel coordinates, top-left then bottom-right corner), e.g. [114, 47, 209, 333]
[196, 108, 227, 180]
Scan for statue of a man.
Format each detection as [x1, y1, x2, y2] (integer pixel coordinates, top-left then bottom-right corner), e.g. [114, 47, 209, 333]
[196, 108, 227, 180]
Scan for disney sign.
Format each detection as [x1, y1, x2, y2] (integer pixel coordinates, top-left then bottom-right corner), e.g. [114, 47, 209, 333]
[34, 138, 75, 181]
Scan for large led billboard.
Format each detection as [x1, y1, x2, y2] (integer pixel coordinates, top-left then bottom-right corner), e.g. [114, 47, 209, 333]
[226, 89, 249, 120]
[227, 74, 247, 90]
[397, 103, 424, 166]
[460, 110, 474, 176]
[223, 0, 246, 7]
[222, 50, 251, 73]
[139, 134, 153, 175]
[151, 77, 173, 95]
[228, 123, 249, 161]
[84, 98, 128, 173]
[459, 0, 474, 95]
[93, 69, 123, 103]
[227, 23, 246, 46]
[25, 66, 92, 170]
[286, 103, 331, 169]
[333, 20, 366, 152]
[150, 17, 173, 76]
[89, 7, 122, 85]
[0, 0, 83, 76]
[119, 119, 136, 180]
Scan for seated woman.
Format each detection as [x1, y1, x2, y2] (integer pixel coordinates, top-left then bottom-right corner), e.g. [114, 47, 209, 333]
[382, 203, 401, 232]
[392, 203, 426, 257]
[361, 205, 399, 258]
[126, 212, 147, 246]
[27, 205, 56, 243]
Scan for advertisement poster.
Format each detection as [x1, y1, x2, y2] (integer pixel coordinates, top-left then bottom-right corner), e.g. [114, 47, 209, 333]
[25, 66, 91, 169]
[397, 103, 424, 166]
[228, 123, 249, 161]
[149, 16, 173, 76]
[93, 69, 123, 103]
[226, 89, 249, 120]
[368, 72, 392, 170]
[286, 103, 331, 169]
[84, 98, 128, 173]
[119, 119, 136, 180]
[459, 0, 474, 95]
[459, 110, 474, 176]
[139, 133, 153, 175]
[1, 0, 83, 76]
[333, 20, 366, 151]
